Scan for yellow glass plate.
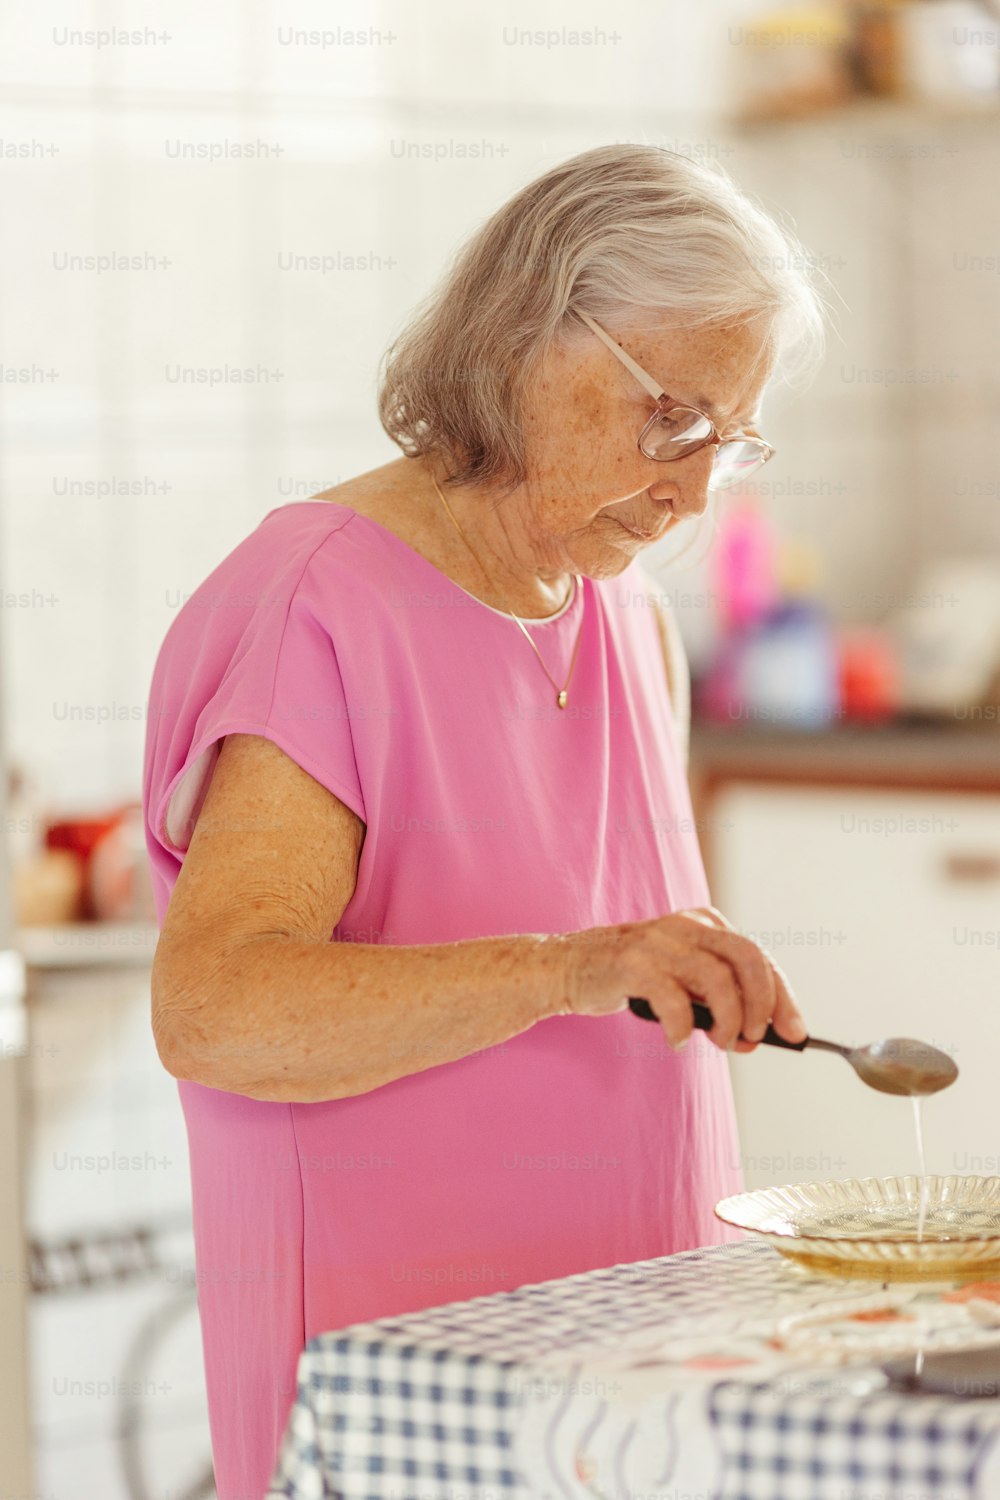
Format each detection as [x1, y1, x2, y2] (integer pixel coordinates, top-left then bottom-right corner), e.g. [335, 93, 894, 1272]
[715, 1175, 1000, 1281]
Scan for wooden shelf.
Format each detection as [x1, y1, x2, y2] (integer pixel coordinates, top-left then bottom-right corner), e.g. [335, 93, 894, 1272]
[729, 97, 1000, 132]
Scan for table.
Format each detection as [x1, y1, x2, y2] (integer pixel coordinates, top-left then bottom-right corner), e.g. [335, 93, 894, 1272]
[267, 1239, 1000, 1500]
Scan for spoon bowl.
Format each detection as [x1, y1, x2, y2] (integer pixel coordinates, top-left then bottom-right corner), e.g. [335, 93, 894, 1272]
[845, 1037, 958, 1097]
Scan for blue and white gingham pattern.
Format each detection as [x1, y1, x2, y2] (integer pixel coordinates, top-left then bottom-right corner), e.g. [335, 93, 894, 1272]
[274, 1339, 523, 1500]
[267, 1239, 1000, 1500]
[709, 1379, 1000, 1500]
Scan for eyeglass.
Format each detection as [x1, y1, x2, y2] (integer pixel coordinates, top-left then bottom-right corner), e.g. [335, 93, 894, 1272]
[574, 310, 775, 492]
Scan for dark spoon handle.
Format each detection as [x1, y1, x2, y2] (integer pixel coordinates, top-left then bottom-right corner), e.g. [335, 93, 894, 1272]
[628, 996, 810, 1052]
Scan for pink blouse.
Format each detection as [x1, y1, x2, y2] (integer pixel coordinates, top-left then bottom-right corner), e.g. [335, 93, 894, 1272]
[142, 499, 743, 1500]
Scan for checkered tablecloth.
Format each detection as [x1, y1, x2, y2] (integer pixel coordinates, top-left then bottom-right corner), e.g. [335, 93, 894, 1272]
[266, 1239, 1000, 1500]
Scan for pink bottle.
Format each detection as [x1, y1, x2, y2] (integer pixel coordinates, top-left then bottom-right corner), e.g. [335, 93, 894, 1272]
[696, 502, 779, 725]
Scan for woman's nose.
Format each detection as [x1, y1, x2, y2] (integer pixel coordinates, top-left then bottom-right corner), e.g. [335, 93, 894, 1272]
[649, 448, 713, 521]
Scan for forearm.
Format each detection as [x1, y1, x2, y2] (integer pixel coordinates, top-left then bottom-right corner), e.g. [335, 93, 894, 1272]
[156, 929, 571, 1103]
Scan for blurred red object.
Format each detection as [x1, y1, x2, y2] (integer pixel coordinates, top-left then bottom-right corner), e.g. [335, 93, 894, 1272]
[88, 806, 156, 922]
[44, 806, 132, 919]
[837, 627, 900, 722]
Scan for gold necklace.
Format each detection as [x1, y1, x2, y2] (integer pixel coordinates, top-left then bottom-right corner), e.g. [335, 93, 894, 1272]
[429, 470, 585, 710]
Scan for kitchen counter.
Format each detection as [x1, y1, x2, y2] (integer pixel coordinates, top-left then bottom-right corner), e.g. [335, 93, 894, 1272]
[14, 922, 158, 971]
[690, 719, 1000, 793]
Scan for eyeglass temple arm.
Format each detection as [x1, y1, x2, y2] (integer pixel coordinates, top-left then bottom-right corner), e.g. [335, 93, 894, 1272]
[574, 308, 772, 457]
[573, 309, 666, 403]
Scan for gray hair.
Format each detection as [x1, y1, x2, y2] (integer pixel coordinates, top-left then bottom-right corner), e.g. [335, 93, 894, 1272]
[377, 143, 827, 492]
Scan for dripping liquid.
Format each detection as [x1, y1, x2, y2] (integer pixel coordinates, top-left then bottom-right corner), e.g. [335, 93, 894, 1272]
[912, 1096, 928, 1379]
[912, 1096, 929, 1243]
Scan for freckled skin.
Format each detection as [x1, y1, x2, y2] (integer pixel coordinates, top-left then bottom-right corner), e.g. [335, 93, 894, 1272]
[319, 316, 775, 619]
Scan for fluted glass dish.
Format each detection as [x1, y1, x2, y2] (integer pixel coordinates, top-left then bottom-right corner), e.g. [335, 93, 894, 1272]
[715, 1176, 1000, 1280]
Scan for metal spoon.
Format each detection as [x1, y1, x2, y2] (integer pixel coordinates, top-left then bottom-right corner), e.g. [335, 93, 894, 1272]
[627, 997, 958, 1097]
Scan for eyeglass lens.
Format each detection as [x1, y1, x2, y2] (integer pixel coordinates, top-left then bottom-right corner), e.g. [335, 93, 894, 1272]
[642, 409, 768, 489]
[709, 441, 769, 490]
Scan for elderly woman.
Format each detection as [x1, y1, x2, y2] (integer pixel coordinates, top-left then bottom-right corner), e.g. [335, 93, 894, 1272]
[143, 143, 821, 1499]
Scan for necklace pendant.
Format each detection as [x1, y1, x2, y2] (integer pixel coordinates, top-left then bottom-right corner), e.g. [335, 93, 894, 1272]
[557, 689, 568, 710]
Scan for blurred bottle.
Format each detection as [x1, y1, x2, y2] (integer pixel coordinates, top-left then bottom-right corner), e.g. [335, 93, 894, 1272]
[716, 498, 780, 634]
[836, 625, 901, 721]
[737, 540, 842, 730]
[696, 501, 778, 724]
[848, 0, 908, 97]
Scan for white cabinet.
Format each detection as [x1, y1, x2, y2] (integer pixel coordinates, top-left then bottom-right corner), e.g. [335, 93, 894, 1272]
[708, 784, 1000, 1190]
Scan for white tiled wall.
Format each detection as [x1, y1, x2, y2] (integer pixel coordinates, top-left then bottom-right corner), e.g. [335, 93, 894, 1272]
[3, 3, 1000, 812]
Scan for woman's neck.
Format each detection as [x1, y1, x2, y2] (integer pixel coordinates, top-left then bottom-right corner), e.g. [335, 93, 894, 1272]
[419, 459, 574, 619]
[318, 458, 575, 620]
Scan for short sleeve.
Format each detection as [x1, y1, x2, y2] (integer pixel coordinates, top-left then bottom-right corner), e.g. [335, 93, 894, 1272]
[148, 540, 366, 860]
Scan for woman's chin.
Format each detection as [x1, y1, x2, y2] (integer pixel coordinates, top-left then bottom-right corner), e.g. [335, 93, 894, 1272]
[577, 547, 643, 581]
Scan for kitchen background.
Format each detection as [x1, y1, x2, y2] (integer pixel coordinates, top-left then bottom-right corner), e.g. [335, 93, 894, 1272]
[2, 0, 1000, 1495]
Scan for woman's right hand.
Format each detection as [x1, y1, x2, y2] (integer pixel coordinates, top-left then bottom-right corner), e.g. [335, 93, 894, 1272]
[560, 906, 808, 1053]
